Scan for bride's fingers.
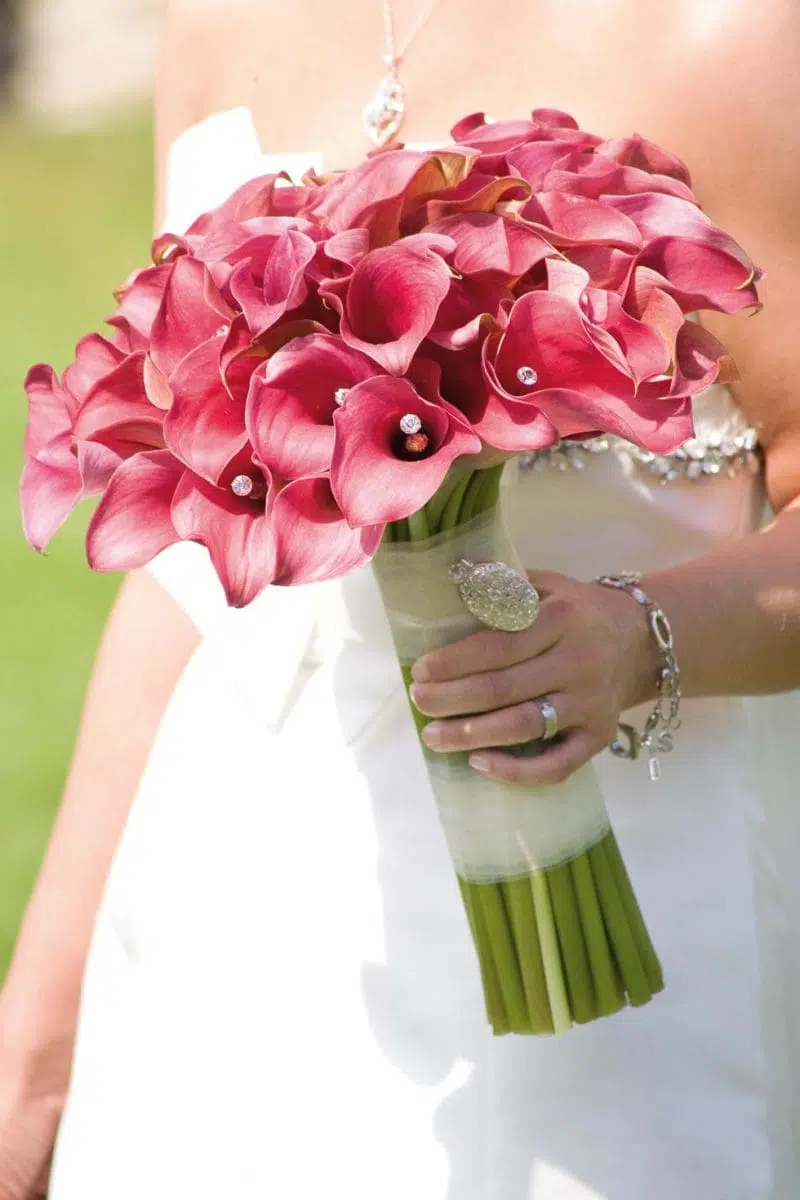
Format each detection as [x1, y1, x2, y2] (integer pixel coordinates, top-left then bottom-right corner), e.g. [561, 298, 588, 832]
[410, 598, 564, 683]
[466, 728, 604, 787]
[410, 654, 565, 719]
[420, 694, 577, 753]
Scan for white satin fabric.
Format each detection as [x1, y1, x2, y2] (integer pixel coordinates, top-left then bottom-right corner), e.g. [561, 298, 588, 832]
[50, 108, 800, 1199]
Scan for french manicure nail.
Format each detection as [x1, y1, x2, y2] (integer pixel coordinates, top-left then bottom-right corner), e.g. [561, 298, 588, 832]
[421, 722, 443, 749]
[469, 754, 491, 774]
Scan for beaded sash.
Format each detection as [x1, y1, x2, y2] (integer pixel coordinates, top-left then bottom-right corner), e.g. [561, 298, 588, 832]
[519, 388, 760, 484]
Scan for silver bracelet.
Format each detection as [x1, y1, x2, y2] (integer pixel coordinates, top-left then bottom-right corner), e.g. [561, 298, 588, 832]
[594, 571, 682, 781]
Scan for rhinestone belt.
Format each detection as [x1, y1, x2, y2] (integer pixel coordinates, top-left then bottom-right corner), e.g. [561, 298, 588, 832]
[518, 424, 760, 483]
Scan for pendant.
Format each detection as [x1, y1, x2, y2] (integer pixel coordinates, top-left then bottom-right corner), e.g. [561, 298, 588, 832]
[362, 71, 406, 147]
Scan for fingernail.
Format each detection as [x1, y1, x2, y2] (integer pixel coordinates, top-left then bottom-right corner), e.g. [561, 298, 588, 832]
[411, 659, 430, 682]
[469, 754, 491, 774]
[408, 683, 421, 707]
[421, 722, 444, 749]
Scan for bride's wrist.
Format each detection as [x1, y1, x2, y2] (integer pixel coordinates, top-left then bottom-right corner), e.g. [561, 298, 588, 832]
[593, 577, 662, 713]
[0, 1000, 74, 1106]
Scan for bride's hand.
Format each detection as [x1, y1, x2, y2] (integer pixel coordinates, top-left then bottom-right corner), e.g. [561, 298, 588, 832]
[409, 570, 659, 786]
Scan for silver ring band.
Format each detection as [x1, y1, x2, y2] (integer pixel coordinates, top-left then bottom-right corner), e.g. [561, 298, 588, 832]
[536, 698, 559, 741]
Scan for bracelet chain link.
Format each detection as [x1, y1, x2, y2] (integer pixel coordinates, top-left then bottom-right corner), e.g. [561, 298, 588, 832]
[594, 571, 682, 781]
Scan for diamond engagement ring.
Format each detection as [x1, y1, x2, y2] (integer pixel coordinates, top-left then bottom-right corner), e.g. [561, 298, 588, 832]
[536, 698, 560, 741]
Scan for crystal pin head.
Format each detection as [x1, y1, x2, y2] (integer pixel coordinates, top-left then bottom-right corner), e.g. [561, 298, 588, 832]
[231, 474, 254, 498]
[334, 387, 349, 407]
[399, 413, 423, 435]
[517, 366, 538, 387]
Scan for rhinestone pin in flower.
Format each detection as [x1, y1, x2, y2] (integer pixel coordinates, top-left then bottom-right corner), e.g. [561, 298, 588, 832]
[448, 560, 541, 632]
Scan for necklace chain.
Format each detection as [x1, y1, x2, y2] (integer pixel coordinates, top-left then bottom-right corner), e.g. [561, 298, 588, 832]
[382, 0, 443, 69]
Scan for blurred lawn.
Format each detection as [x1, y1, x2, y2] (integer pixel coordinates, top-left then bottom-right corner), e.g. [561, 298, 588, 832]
[0, 112, 153, 978]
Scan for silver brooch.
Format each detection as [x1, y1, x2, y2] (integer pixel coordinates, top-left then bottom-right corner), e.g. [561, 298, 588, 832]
[448, 560, 541, 632]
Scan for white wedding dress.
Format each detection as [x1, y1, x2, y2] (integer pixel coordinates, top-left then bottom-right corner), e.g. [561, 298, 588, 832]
[49, 108, 800, 1200]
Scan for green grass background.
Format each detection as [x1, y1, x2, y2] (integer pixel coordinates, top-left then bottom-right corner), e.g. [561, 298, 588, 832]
[0, 112, 153, 978]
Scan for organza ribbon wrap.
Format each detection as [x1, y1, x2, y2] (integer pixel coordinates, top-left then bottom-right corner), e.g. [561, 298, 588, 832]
[373, 513, 611, 882]
[373, 467, 664, 1036]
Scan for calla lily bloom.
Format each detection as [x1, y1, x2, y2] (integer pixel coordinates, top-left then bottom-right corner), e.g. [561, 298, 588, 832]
[301, 147, 474, 247]
[21, 333, 165, 552]
[324, 233, 455, 375]
[429, 212, 553, 282]
[247, 333, 380, 479]
[149, 255, 236, 380]
[482, 290, 695, 453]
[87, 447, 277, 608]
[21, 363, 121, 551]
[108, 263, 172, 350]
[330, 376, 481, 526]
[272, 476, 384, 585]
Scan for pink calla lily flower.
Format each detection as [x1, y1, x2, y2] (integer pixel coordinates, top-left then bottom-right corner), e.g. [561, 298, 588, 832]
[163, 337, 251, 486]
[272, 476, 384, 585]
[330, 376, 481, 526]
[324, 233, 455, 375]
[170, 465, 276, 607]
[87, 446, 277, 608]
[302, 146, 474, 248]
[149, 255, 236, 380]
[107, 263, 173, 350]
[247, 333, 380, 479]
[86, 450, 184, 572]
[21, 332, 166, 552]
[21, 364, 122, 551]
[429, 212, 553, 281]
[482, 290, 695, 452]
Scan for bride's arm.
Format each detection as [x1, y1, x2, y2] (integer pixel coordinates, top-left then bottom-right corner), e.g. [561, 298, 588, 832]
[0, 7, 207, 1184]
[0, 573, 199, 1092]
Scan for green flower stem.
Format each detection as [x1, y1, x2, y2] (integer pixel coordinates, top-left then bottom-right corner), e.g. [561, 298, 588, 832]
[530, 870, 572, 1032]
[502, 877, 555, 1034]
[603, 832, 664, 994]
[426, 468, 471, 533]
[382, 523, 395, 546]
[459, 877, 509, 1035]
[392, 516, 411, 543]
[472, 462, 505, 518]
[587, 840, 652, 1007]
[438, 471, 475, 533]
[545, 863, 597, 1024]
[473, 882, 533, 1033]
[455, 470, 489, 526]
[570, 851, 626, 1017]
[407, 507, 431, 542]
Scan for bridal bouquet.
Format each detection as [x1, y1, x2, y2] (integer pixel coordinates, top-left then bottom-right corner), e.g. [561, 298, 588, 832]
[21, 108, 760, 1034]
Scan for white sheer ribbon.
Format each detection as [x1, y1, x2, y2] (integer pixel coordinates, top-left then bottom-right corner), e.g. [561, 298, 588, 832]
[373, 506, 610, 881]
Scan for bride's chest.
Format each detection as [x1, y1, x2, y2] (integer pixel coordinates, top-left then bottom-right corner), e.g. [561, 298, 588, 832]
[196, 0, 795, 176]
